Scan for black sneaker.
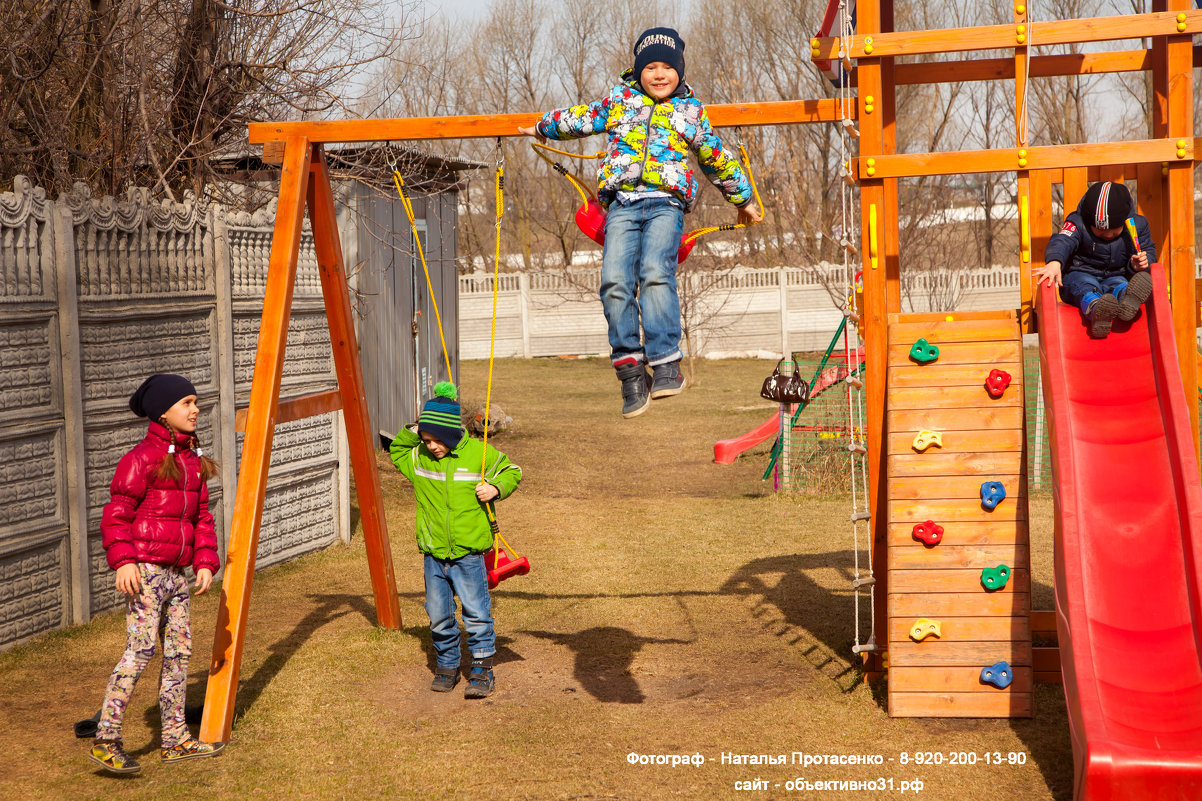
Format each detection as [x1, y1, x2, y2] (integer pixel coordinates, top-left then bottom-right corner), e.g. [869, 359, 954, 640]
[463, 658, 495, 699]
[650, 360, 686, 399]
[1087, 294, 1120, 338]
[615, 362, 651, 418]
[89, 739, 141, 775]
[430, 666, 459, 693]
[1117, 271, 1153, 321]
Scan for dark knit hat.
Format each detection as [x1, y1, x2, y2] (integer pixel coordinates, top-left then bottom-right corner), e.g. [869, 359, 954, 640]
[129, 374, 196, 421]
[633, 27, 685, 85]
[1080, 181, 1132, 230]
[418, 382, 463, 449]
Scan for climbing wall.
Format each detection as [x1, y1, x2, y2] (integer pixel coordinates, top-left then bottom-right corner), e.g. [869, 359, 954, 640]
[885, 310, 1032, 718]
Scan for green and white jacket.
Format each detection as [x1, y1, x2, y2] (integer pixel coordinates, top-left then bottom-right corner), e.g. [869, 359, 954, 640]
[389, 428, 522, 559]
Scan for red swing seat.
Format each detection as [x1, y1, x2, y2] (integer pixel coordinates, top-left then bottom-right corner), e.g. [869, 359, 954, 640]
[484, 547, 530, 589]
[575, 198, 698, 264]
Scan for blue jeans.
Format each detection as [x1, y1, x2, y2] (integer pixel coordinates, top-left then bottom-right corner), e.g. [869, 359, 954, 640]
[600, 197, 685, 366]
[1060, 271, 1129, 315]
[423, 553, 495, 669]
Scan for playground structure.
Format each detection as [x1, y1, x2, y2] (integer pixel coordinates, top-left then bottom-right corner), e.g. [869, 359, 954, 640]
[205, 2, 1201, 798]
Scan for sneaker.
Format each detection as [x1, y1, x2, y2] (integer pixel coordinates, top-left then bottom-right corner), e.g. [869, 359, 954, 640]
[650, 360, 686, 399]
[463, 658, 495, 699]
[430, 666, 459, 693]
[89, 740, 141, 775]
[1087, 294, 1120, 338]
[615, 362, 651, 418]
[160, 739, 225, 763]
[1117, 270, 1153, 321]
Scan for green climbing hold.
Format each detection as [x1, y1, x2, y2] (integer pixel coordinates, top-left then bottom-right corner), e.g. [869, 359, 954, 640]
[909, 338, 939, 364]
[981, 564, 1011, 591]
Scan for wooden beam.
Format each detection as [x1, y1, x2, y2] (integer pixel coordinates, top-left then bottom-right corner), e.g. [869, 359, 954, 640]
[894, 50, 1151, 86]
[307, 147, 402, 631]
[232, 389, 342, 433]
[860, 138, 1188, 179]
[201, 135, 312, 744]
[812, 10, 1202, 59]
[248, 99, 847, 145]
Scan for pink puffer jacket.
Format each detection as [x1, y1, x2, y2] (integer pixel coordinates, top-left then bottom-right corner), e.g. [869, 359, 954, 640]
[100, 422, 219, 573]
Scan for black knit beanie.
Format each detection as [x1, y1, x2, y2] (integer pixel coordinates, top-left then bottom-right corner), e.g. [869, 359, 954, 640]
[1080, 181, 1132, 230]
[633, 27, 685, 85]
[129, 374, 196, 421]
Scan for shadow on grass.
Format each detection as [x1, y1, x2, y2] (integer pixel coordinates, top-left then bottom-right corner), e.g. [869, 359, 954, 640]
[1008, 684, 1074, 801]
[520, 627, 691, 703]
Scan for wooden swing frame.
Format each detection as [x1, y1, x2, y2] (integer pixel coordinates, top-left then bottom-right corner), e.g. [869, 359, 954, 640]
[200, 0, 1199, 741]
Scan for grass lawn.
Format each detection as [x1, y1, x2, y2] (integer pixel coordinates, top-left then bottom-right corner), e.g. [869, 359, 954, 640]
[0, 357, 1071, 800]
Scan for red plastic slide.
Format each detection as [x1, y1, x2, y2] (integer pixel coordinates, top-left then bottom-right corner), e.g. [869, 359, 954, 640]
[1037, 264, 1202, 800]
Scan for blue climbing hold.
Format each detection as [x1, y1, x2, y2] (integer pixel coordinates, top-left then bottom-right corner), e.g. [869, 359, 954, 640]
[980, 481, 1006, 510]
[981, 661, 1014, 689]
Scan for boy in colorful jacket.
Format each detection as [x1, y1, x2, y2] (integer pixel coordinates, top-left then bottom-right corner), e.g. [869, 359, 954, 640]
[1035, 181, 1155, 338]
[388, 383, 522, 698]
[519, 27, 761, 418]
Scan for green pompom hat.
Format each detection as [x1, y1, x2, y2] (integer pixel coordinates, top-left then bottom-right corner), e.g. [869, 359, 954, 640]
[418, 382, 463, 447]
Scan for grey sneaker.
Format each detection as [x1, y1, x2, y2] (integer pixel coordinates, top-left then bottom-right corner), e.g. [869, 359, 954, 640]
[1117, 270, 1152, 321]
[650, 361, 686, 399]
[430, 666, 459, 692]
[615, 362, 651, 418]
[463, 658, 495, 699]
[1087, 294, 1120, 338]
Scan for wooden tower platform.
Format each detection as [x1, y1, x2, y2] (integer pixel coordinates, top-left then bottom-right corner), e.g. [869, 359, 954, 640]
[885, 310, 1031, 718]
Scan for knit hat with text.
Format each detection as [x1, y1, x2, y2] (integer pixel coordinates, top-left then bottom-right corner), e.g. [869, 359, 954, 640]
[633, 27, 685, 84]
[418, 382, 464, 448]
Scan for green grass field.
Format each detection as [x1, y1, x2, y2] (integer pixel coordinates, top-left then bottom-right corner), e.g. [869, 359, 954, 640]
[0, 358, 1071, 800]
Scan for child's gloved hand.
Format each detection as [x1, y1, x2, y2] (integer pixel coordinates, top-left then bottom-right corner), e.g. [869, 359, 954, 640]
[115, 563, 141, 597]
[1034, 260, 1062, 288]
[737, 203, 762, 226]
[1131, 251, 1149, 271]
[476, 482, 500, 502]
[517, 125, 546, 144]
[194, 568, 213, 596]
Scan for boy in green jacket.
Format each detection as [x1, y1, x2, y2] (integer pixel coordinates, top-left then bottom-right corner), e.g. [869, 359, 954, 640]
[389, 383, 522, 698]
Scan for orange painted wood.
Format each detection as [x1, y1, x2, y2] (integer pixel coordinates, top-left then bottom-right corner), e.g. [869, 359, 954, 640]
[1030, 610, 1057, 640]
[861, 138, 1185, 180]
[888, 475, 1024, 501]
[886, 428, 1023, 451]
[1036, 671, 1063, 685]
[887, 521, 1028, 547]
[889, 500, 1025, 523]
[888, 362, 1023, 389]
[888, 317, 1020, 343]
[888, 543, 1030, 570]
[890, 568, 1030, 595]
[887, 407, 1024, 433]
[888, 452, 1025, 479]
[1167, 30, 1198, 449]
[889, 666, 1033, 693]
[307, 148, 402, 631]
[889, 310, 1020, 323]
[201, 135, 313, 744]
[1138, 162, 1167, 260]
[889, 640, 1032, 667]
[1034, 646, 1061, 673]
[233, 390, 342, 433]
[1026, 170, 1054, 332]
[891, 592, 1030, 617]
[887, 340, 1022, 365]
[888, 385, 1024, 410]
[888, 617, 1030, 642]
[894, 50, 1151, 86]
[889, 692, 1032, 718]
[247, 100, 846, 145]
[847, 11, 1202, 58]
[1062, 167, 1089, 211]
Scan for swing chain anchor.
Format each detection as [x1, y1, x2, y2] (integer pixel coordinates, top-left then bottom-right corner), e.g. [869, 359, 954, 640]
[850, 511, 871, 522]
[852, 637, 878, 655]
[852, 576, 876, 589]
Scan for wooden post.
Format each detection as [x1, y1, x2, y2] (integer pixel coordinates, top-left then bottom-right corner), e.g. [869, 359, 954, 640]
[1015, 1, 1033, 332]
[306, 147, 401, 630]
[201, 136, 312, 743]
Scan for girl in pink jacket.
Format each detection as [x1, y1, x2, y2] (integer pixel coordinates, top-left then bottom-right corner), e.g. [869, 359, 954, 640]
[89, 374, 225, 774]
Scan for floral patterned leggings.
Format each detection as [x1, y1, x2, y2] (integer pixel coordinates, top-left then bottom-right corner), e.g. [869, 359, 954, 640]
[95, 563, 192, 748]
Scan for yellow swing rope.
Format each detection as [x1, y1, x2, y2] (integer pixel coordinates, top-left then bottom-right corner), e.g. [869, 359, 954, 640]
[391, 145, 519, 557]
[530, 136, 765, 246]
[391, 166, 454, 383]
